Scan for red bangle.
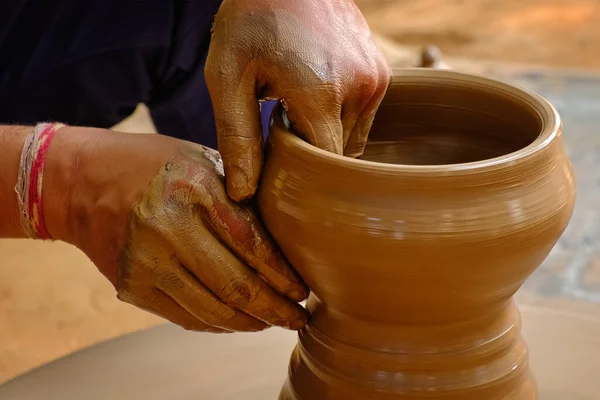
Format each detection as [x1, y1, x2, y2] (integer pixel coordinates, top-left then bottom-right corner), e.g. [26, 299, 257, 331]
[15, 122, 66, 239]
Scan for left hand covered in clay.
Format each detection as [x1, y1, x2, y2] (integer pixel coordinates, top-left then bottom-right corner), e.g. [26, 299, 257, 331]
[44, 128, 308, 333]
[205, 0, 392, 201]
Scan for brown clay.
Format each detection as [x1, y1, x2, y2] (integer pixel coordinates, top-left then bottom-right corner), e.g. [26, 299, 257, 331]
[257, 69, 576, 399]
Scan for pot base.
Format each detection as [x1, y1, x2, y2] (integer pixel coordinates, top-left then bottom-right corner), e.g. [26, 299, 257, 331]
[279, 297, 536, 399]
[0, 306, 598, 399]
[280, 379, 537, 400]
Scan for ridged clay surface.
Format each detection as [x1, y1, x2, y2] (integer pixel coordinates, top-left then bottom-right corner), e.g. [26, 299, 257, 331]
[258, 69, 576, 399]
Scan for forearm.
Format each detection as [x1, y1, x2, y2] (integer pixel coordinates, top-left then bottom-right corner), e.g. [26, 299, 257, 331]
[0, 124, 78, 240]
[0, 122, 176, 284]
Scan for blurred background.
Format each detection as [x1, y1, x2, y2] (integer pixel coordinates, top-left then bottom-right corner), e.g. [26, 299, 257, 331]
[357, 0, 600, 69]
[2, 0, 600, 384]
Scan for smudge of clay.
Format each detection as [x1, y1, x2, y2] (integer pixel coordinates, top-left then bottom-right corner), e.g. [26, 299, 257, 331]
[258, 69, 575, 399]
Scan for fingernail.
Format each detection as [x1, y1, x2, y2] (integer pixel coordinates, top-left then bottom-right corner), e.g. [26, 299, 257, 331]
[231, 170, 247, 191]
[288, 289, 308, 303]
[227, 169, 253, 201]
[289, 318, 307, 331]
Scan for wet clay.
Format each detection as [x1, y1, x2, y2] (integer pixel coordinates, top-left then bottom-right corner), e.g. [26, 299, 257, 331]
[257, 69, 576, 399]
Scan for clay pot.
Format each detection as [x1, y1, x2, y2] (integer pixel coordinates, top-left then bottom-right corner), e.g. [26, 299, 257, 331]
[257, 69, 575, 399]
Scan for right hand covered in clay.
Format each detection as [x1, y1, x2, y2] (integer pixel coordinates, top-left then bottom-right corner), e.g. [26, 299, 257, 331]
[47, 128, 308, 333]
[205, 0, 391, 201]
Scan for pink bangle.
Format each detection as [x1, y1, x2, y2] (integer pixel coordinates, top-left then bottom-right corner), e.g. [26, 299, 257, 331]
[15, 122, 67, 239]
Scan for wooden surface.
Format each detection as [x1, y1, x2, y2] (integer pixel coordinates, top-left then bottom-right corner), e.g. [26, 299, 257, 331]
[0, 240, 163, 384]
[1, 305, 599, 399]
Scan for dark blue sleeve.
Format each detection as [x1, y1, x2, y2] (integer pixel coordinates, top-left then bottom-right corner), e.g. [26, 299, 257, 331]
[0, 1, 172, 126]
[139, 1, 276, 146]
[1, 1, 280, 149]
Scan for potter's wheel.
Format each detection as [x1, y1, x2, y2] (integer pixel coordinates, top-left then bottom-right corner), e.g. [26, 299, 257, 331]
[0, 306, 598, 400]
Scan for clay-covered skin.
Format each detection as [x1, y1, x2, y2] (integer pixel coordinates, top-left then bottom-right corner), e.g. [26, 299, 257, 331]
[48, 127, 308, 333]
[258, 69, 576, 398]
[205, 0, 391, 201]
[117, 144, 308, 332]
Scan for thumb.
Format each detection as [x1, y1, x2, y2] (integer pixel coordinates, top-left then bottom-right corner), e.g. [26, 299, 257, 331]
[206, 68, 263, 202]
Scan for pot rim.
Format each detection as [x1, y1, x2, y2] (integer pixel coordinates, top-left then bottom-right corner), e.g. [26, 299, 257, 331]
[269, 68, 561, 175]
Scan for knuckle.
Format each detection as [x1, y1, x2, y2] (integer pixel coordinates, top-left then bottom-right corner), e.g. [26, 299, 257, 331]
[205, 62, 236, 88]
[158, 271, 186, 290]
[218, 277, 259, 308]
[350, 70, 379, 102]
[355, 61, 390, 98]
[360, 69, 380, 89]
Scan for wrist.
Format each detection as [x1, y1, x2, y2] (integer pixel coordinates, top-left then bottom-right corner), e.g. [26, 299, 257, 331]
[46, 127, 179, 284]
[43, 126, 87, 243]
[43, 126, 136, 284]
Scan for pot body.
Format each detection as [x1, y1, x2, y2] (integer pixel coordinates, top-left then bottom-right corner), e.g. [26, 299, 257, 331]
[257, 69, 575, 399]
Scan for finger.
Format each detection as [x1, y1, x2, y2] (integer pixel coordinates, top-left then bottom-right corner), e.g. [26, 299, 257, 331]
[117, 230, 232, 333]
[341, 105, 360, 151]
[345, 61, 392, 158]
[340, 74, 378, 151]
[205, 57, 262, 202]
[165, 221, 308, 330]
[117, 287, 230, 333]
[158, 262, 269, 332]
[195, 171, 308, 302]
[123, 196, 265, 332]
[281, 91, 344, 155]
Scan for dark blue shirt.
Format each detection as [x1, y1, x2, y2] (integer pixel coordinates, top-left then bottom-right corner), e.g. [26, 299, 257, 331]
[0, 1, 275, 148]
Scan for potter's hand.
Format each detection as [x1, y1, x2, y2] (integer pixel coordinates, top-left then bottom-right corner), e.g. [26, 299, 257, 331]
[205, 0, 391, 201]
[61, 129, 308, 332]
